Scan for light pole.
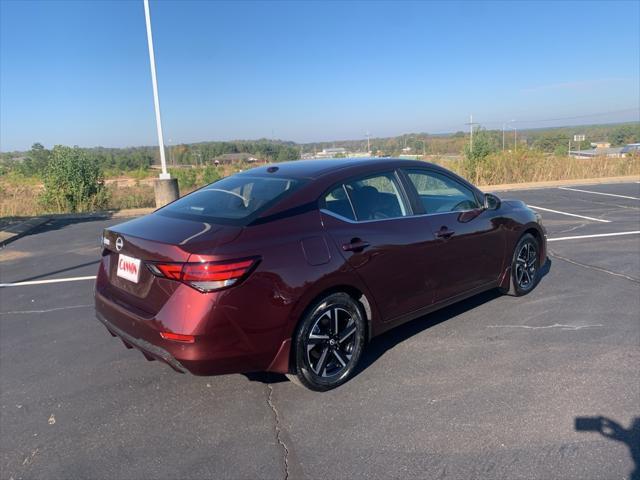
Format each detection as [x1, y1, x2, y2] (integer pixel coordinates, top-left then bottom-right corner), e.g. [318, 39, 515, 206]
[143, 0, 179, 206]
[508, 120, 517, 152]
[403, 135, 416, 155]
[465, 114, 479, 153]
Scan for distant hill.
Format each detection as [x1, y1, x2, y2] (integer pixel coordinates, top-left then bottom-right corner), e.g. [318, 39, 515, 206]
[2, 122, 638, 166]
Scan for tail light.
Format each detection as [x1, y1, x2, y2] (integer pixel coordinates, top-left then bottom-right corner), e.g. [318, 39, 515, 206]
[160, 332, 195, 343]
[146, 257, 258, 292]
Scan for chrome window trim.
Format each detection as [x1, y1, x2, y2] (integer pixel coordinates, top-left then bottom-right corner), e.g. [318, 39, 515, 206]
[320, 206, 483, 224]
[321, 169, 412, 223]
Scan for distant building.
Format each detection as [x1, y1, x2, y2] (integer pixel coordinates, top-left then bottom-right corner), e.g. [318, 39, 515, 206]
[569, 147, 624, 159]
[590, 141, 611, 148]
[315, 147, 348, 158]
[214, 153, 256, 164]
[621, 143, 640, 155]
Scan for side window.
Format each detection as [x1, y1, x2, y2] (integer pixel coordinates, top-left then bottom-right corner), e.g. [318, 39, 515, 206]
[406, 170, 479, 213]
[322, 185, 356, 221]
[344, 174, 408, 221]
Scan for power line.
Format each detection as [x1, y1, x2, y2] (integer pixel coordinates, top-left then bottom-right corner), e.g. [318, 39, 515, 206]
[487, 108, 639, 127]
[427, 108, 639, 135]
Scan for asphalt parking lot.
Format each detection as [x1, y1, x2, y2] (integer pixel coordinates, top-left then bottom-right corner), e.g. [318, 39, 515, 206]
[1, 181, 639, 480]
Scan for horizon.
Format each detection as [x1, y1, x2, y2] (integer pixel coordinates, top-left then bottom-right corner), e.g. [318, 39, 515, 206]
[2, 119, 640, 154]
[1, 0, 639, 152]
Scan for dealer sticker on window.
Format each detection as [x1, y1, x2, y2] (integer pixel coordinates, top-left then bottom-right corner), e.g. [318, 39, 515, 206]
[116, 254, 141, 283]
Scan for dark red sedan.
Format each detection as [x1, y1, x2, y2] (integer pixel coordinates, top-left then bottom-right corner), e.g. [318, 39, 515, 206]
[95, 158, 546, 391]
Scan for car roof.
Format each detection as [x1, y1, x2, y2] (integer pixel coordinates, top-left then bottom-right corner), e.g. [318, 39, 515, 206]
[239, 157, 441, 180]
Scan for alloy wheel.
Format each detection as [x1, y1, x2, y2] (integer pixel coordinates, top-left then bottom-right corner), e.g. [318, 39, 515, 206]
[515, 241, 537, 289]
[305, 307, 357, 378]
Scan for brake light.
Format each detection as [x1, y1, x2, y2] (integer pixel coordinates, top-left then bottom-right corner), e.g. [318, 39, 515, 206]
[146, 258, 258, 292]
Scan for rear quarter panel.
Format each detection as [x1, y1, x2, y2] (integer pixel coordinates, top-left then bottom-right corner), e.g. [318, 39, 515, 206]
[186, 209, 379, 371]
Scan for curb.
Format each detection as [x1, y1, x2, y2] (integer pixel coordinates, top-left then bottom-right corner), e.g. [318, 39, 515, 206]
[481, 175, 639, 192]
[0, 217, 51, 248]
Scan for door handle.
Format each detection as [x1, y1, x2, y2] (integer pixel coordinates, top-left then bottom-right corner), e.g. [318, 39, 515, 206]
[435, 228, 455, 239]
[342, 239, 371, 252]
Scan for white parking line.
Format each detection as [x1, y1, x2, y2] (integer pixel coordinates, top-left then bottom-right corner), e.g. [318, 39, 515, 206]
[548, 231, 640, 242]
[528, 205, 610, 223]
[558, 187, 640, 200]
[0, 304, 93, 315]
[0, 275, 97, 288]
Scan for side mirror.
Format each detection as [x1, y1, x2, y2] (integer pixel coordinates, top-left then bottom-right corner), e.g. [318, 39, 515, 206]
[484, 193, 501, 210]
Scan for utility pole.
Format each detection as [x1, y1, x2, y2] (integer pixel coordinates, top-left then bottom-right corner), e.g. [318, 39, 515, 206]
[365, 132, 371, 153]
[502, 124, 506, 151]
[465, 114, 479, 152]
[514, 126, 517, 152]
[143, 0, 178, 206]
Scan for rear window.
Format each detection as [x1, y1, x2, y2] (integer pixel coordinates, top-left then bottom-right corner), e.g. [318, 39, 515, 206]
[158, 175, 301, 225]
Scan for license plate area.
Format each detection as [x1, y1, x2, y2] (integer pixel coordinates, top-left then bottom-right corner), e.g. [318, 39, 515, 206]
[116, 254, 141, 283]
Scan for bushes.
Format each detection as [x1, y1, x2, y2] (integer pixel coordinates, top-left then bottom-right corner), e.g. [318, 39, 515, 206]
[440, 150, 640, 186]
[462, 129, 499, 179]
[40, 146, 109, 212]
[202, 165, 220, 185]
[169, 168, 197, 190]
[106, 184, 155, 209]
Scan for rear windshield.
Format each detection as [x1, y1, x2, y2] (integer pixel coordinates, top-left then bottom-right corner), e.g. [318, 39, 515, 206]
[158, 175, 302, 225]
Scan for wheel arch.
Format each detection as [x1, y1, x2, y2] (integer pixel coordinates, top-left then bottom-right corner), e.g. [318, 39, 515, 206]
[521, 223, 546, 265]
[291, 284, 374, 342]
[271, 282, 375, 375]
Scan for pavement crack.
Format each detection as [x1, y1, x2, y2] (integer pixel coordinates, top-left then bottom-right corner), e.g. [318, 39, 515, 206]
[549, 250, 640, 284]
[266, 384, 290, 480]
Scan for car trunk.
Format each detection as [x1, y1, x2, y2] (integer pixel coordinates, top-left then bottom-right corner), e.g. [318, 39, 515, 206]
[101, 212, 242, 316]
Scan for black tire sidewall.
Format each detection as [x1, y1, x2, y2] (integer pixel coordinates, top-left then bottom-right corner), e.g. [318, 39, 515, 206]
[511, 233, 540, 296]
[292, 292, 366, 391]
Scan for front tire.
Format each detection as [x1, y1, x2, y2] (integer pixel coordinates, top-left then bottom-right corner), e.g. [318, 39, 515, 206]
[287, 292, 366, 391]
[505, 233, 540, 296]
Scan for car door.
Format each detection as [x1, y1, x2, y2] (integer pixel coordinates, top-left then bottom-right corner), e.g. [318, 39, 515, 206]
[320, 171, 438, 322]
[401, 168, 505, 303]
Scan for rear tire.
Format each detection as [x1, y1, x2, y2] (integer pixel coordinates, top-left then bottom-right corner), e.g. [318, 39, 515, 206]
[505, 233, 540, 296]
[288, 292, 366, 391]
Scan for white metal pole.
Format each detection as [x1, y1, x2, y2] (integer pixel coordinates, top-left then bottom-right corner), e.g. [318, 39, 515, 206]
[143, 0, 169, 179]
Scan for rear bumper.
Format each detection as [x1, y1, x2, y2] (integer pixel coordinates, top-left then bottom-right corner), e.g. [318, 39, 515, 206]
[96, 310, 188, 374]
[95, 289, 288, 376]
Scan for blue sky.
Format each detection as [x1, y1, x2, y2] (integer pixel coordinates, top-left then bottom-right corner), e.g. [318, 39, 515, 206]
[1, 0, 638, 151]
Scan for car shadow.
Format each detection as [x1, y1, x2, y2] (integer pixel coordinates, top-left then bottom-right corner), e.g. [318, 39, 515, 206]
[246, 258, 553, 388]
[26, 216, 116, 237]
[575, 416, 639, 480]
[11, 259, 101, 283]
[355, 258, 552, 377]
[354, 288, 503, 376]
[243, 372, 288, 384]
